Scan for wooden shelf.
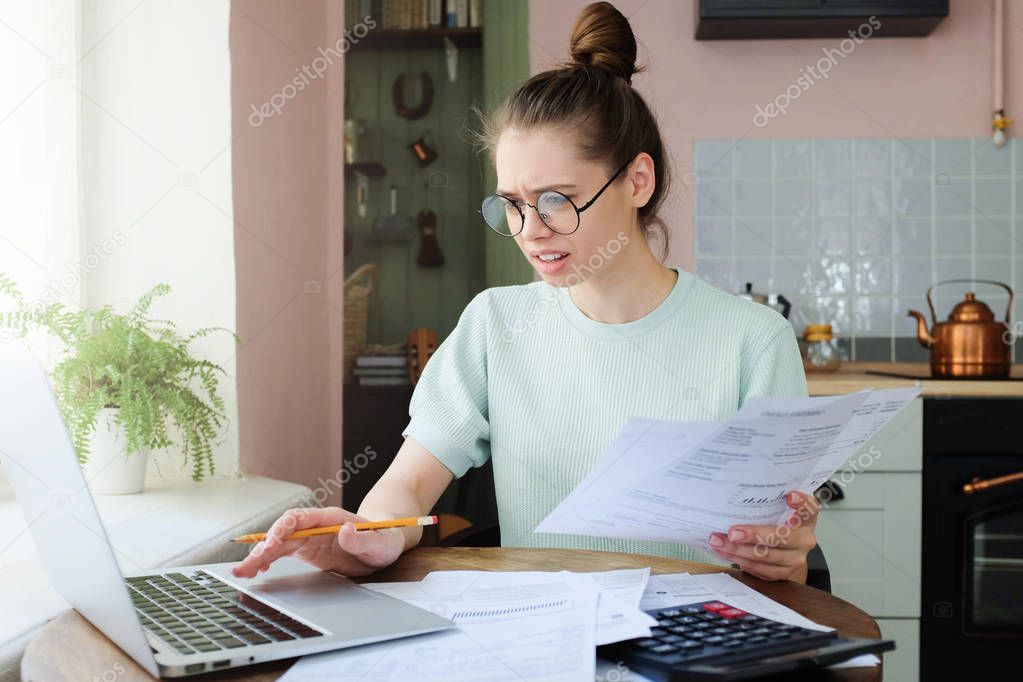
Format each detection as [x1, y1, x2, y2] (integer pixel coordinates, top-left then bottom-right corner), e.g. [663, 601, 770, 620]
[349, 27, 482, 50]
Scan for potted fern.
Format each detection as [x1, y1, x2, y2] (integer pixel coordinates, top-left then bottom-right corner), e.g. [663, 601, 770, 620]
[0, 276, 236, 493]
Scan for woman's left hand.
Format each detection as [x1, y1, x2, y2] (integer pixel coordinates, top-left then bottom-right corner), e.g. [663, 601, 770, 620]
[707, 490, 820, 583]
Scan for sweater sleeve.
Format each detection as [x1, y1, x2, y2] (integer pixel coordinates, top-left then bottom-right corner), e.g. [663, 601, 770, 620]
[739, 321, 809, 403]
[401, 291, 491, 478]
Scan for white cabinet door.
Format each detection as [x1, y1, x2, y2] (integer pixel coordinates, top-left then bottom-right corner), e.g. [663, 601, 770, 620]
[815, 472, 922, 618]
[877, 618, 920, 682]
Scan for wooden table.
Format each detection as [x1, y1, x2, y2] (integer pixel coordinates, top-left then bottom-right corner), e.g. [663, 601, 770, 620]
[21, 548, 882, 681]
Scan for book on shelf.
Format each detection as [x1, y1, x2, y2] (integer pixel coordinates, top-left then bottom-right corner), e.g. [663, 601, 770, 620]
[375, 0, 479, 31]
[428, 0, 442, 27]
[358, 376, 411, 387]
[356, 354, 407, 368]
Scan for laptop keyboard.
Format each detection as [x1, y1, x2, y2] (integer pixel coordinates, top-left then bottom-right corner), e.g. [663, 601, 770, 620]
[126, 570, 323, 654]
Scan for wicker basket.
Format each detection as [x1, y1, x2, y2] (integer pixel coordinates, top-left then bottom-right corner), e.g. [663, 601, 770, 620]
[343, 263, 377, 384]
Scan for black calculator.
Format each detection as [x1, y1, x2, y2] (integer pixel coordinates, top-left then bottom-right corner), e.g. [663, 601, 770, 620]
[596, 600, 894, 681]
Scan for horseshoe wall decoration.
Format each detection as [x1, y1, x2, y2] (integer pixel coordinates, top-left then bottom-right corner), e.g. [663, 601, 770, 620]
[392, 72, 434, 120]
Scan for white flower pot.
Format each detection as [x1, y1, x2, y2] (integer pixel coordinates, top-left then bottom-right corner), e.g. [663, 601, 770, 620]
[81, 408, 149, 495]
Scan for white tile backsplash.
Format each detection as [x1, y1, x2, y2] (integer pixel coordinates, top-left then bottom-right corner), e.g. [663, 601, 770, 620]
[775, 140, 811, 177]
[892, 139, 932, 177]
[815, 178, 852, 216]
[892, 217, 931, 256]
[734, 218, 773, 256]
[934, 175, 973, 215]
[774, 179, 812, 217]
[815, 217, 851, 255]
[854, 178, 892, 217]
[694, 137, 1019, 355]
[815, 140, 853, 177]
[934, 139, 975, 174]
[734, 140, 773, 178]
[735, 179, 772, 216]
[854, 139, 891, 178]
[974, 178, 1012, 214]
[934, 217, 971, 254]
[974, 217, 1012, 255]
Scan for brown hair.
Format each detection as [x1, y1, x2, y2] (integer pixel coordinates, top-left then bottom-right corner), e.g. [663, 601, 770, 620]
[479, 2, 671, 257]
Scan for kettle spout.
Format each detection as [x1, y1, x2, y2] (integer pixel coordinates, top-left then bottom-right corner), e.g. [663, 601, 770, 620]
[907, 310, 932, 347]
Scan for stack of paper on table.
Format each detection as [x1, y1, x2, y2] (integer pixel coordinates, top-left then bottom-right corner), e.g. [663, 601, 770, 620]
[279, 567, 654, 681]
[280, 568, 876, 680]
[536, 388, 920, 551]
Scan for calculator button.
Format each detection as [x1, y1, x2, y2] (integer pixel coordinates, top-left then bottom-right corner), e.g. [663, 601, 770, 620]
[651, 644, 678, 655]
[718, 608, 747, 619]
[658, 609, 682, 617]
[703, 602, 729, 613]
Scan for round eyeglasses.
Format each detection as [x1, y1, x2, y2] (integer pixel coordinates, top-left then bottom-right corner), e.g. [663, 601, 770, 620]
[479, 161, 630, 237]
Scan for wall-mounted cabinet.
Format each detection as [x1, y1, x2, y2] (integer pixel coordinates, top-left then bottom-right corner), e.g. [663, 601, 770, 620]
[695, 0, 948, 39]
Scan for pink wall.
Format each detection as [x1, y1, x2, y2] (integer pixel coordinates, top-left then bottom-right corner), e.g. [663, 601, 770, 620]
[230, 0, 344, 504]
[528, 0, 1023, 268]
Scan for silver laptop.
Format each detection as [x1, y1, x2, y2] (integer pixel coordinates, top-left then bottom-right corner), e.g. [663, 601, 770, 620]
[0, 353, 454, 677]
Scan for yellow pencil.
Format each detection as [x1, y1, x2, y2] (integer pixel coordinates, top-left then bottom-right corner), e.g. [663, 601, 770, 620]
[229, 515, 439, 544]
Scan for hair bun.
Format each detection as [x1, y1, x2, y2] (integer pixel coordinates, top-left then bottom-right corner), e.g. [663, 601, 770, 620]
[569, 2, 640, 83]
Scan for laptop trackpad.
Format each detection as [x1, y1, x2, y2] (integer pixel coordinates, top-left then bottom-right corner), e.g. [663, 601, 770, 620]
[246, 571, 384, 610]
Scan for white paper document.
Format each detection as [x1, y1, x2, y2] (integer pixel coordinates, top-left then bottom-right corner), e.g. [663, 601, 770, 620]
[279, 570, 602, 681]
[414, 568, 656, 645]
[536, 388, 919, 550]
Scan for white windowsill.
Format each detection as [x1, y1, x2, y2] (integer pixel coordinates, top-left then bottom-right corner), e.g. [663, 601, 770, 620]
[0, 476, 313, 681]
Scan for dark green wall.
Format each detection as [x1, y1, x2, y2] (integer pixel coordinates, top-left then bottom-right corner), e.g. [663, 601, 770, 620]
[343, 2, 532, 345]
[345, 46, 487, 345]
[482, 0, 534, 289]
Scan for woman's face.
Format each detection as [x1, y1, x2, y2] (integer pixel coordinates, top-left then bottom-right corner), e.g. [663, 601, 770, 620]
[493, 126, 643, 287]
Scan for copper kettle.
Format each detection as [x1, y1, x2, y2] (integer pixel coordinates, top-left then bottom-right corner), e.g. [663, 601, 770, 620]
[907, 279, 1014, 378]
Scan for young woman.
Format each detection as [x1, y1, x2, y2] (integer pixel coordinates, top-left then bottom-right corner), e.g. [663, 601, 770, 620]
[233, 2, 818, 584]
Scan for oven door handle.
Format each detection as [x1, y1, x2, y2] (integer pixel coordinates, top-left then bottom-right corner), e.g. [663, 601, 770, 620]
[963, 470, 1023, 494]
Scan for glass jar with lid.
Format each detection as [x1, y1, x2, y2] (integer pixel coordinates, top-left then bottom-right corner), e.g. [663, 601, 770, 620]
[802, 324, 842, 373]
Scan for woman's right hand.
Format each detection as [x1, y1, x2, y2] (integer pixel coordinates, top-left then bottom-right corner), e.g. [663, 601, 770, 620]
[230, 507, 405, 579]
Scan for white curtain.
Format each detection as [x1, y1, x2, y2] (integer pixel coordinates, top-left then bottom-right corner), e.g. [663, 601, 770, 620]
[0, 0, 83, 315]
[0, 1, 238, 484]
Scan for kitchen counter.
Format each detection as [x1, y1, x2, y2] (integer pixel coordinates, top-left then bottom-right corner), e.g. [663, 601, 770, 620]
[806, 362, 1023, 397]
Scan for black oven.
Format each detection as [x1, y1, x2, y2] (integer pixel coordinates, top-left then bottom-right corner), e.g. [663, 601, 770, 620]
[921, 398, 1023, 678]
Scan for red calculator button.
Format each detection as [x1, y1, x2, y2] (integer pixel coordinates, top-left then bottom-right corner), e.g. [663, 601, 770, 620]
[703, 602, 729, 613]
[718, 608, 747, 619]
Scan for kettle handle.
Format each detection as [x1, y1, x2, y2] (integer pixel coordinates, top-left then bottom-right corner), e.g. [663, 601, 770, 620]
[926, 279, 1014, 324]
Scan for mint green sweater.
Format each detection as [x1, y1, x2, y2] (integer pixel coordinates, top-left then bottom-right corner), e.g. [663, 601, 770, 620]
[402, 268, 808, 564]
